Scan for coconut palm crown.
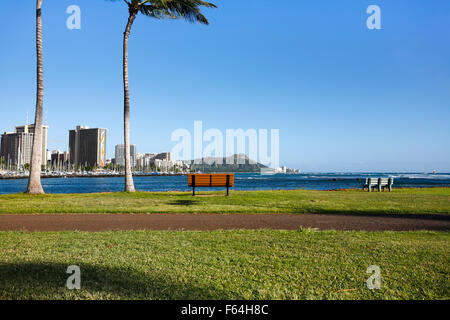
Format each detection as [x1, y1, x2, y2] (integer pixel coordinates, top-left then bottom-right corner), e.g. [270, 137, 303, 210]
[121, 0, 216, 23]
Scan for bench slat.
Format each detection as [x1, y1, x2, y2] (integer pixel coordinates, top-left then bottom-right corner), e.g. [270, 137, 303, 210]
[188, 174, 235, 187]
[363, 178, 394, 191]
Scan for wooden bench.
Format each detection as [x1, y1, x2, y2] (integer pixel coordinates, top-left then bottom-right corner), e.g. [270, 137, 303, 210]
[362, 178, 394, 192]
[188, 174, 234, 196]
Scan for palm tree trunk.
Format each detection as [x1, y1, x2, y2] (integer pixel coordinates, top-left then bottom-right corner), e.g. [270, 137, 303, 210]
[123, 12, 137, 192]
[27, 0, 45, 195]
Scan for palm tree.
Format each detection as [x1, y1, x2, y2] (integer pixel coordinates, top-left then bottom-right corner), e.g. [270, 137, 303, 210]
[112, 0, 217, 192]
[27, 0, 45, 194]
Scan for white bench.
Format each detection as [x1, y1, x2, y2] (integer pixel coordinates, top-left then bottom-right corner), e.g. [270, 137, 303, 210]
[362, 178, 394, 192]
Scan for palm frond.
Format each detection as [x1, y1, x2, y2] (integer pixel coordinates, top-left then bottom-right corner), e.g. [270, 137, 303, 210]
[139, 5, 172, 19]
[160, 0, 214, 24]
[108, 0, 217, 24]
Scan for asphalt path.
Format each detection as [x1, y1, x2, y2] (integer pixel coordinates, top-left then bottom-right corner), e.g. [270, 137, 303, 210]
[0, 213, 449, 232]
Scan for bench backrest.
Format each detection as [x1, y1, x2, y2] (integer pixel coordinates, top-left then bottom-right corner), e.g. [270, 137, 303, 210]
[365, 178, 394, 185]
[188, 174, 235, 187]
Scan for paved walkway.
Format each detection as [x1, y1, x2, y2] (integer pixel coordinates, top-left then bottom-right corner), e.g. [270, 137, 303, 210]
[0, 213, 449, 232]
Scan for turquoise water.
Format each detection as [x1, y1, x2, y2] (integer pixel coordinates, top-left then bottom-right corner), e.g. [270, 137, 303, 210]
[0, 173, 449, 194]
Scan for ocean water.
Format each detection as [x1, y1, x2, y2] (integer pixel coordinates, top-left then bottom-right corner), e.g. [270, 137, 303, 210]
[0, 173, 449, 195]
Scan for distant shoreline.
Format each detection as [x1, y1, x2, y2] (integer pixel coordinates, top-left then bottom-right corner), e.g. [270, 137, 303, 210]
[0, 172, 268, 180]
[0, 173, 187, 180]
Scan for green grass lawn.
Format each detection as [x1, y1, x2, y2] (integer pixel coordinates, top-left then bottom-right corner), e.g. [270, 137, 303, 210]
[0, 188, 449, 215]
[0, 230, 448, 300]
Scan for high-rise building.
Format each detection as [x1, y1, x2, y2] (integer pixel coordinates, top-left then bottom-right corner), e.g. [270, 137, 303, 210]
[134, 152, 171, 168]
[136, 153, 155, 167]
[0, 132, 11, 163]
[0, 124, 48, 167]
[115, 144, 137, 167]
[51, 150, 70, 167]
[69, 126, 107, 167]
[46, 150, 52, 166]
[155, 152, 171, 161]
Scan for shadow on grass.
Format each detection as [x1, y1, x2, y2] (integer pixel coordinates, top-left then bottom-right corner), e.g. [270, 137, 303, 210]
[167, 200, 197, 206]
[302, 210, 450, 222]
[0, 262, 237, 300]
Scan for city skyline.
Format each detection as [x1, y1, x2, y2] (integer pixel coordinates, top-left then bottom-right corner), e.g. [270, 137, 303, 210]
[1, 0, 449, 172]
[0, 118, 449, 172]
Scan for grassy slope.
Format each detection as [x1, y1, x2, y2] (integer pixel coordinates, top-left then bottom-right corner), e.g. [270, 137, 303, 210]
[0, 188, 449, 215]
[0, 230, 448, 300]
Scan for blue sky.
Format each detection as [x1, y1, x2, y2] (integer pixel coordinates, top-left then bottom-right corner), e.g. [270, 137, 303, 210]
[0, 0, 449, 172]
